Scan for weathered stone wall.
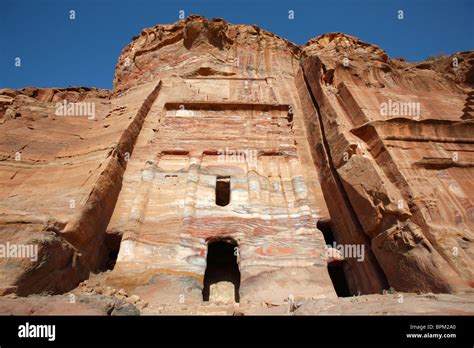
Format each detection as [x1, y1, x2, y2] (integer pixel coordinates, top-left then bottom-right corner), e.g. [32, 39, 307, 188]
[0, 17, 472, 304]
[107, 16, 335, 304]
[301, 33, 474, 294]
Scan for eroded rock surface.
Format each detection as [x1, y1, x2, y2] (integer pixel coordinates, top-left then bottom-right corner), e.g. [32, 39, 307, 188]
[0, 16, 473, 314]
[300, 32, 474, 294]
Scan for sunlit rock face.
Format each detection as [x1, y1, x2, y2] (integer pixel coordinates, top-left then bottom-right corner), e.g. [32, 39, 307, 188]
[0, 16, 473, 307]
[301, 32, 474, 294]
[107, 15, 335, 304]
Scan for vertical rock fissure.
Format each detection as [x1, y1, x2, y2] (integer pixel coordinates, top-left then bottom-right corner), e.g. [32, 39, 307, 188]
[301, 66, 365, 238]
[301, 64, 389, 293]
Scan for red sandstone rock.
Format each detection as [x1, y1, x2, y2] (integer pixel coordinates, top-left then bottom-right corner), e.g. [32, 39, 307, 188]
[301, 32, 474, 294]
[0, 16, 473, 314]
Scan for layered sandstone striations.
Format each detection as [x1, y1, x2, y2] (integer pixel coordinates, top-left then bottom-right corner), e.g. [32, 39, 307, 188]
[0, 16, 473, 313]
[107, 15, 333, 304]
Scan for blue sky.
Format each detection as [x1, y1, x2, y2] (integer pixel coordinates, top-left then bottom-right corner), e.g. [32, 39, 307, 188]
[1, 0, 472, 89]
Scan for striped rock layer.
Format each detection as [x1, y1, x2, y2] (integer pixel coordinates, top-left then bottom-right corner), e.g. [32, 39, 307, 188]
[0, 16, 473, 305]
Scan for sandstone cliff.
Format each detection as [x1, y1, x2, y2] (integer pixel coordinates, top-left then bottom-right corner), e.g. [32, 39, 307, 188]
[0, 16, 473, 313]
[300, 32, 474, 294]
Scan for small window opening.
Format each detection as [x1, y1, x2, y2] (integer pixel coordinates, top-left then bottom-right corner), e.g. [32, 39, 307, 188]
[216, 176, 230, 206]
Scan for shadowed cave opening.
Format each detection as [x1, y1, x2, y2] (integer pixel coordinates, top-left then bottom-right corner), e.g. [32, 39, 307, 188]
[328, 263, 351, 297]
[102, 232, 122, 271]
[216, 176, 231, 206]
[317, 219, 351, 297]
[202, 238, 240, 302]
[317, 218, 335, 245]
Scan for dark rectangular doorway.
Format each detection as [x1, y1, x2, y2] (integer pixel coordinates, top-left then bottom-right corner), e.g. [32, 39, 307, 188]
[202, 238, 240, 302]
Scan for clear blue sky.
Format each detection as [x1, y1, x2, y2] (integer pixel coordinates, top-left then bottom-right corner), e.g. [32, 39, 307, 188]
[1, 0, 472, 90]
